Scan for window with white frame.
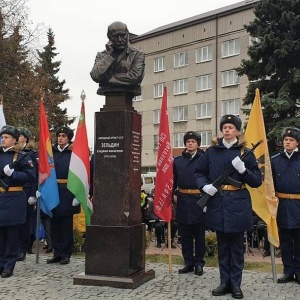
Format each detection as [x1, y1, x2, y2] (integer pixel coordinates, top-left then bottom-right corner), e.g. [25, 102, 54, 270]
[200, 131, 212, 147]
[222, 39, 240, 58]
[133, 94, 142, 101]
[196, 45, 212, 63]
[154, 83, 164, 98]
[153, 110, 160, 124]
[173, 133, 185, 148]
[174, 51, 188, 68]
[196, 102, 212, 119]
[196, 74, 212, 91]
[221, 70, 239, 87]
[154, 135, 159, 149]
[173, 106, 188, 122]
[173, 79, 188, 95]
[249, 36, 260, 46]
[222, 99, 240, 115]
[154, 57, 165, 72]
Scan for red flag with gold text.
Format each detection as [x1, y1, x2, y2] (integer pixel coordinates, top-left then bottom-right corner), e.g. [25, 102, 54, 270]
[154, 87, 173, 221]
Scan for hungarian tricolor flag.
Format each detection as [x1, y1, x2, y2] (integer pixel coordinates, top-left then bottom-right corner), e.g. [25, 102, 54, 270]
[154, 87, 173, 221]
[67, 97, 93, 225]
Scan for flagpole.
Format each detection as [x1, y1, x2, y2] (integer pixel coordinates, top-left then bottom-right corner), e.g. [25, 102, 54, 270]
[270, 244, 277, 283]
[167, 221, 172, 273]
[35, 192, 41, 264]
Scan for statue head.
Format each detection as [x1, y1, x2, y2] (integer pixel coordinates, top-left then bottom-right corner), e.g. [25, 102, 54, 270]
[107, 21, 129, 51]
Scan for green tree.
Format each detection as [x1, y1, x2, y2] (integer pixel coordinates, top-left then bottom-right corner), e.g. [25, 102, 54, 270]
[35, 28, 74, 135]
[236, 0, 300, 151]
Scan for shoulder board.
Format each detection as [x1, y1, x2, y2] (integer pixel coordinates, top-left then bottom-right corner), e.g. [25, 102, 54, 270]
[174, 155, 181, 160]
[271, 152, 281, 159]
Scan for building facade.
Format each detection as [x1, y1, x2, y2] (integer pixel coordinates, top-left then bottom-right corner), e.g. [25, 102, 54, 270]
[131, 0, 259, 173]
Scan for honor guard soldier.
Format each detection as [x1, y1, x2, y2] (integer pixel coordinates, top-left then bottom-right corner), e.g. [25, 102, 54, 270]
[16, 127, 38, 261]
[46, 126, 80, 265]
[272, 127, 300, 285]
[0, 125, 36, 278]
[195, 115, 262, 299]
[173, 131, 205, 276]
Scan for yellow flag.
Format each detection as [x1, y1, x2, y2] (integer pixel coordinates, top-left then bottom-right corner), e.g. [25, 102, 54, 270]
[245, 88, 279, 247]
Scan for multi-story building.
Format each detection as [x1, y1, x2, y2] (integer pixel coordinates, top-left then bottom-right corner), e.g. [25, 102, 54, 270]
[131, 0, 259, 173]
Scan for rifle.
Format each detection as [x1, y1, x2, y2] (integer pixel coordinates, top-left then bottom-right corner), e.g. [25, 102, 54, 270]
[196, 140, 262, 210]
[0, 152, 28, 191]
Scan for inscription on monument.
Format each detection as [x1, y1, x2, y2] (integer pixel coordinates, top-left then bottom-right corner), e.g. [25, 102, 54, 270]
[97, 135, 124, 159]
[131, 130, 141, 171]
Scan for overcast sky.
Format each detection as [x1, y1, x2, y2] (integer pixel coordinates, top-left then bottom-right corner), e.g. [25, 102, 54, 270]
[27, 0, 242, 147]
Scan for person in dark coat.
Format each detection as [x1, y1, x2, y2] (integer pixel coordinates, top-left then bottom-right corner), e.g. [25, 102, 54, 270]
[16, 127, 38, 261]
[0, 125, 36, 278]
[195, 115, 262, 299]
[173, 131, 205, 276]
[271, 127, 300, 285]
[46, 126, 80, 265]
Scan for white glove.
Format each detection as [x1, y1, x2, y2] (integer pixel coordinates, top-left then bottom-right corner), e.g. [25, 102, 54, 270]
[72, 198, 80, 206]
[36, 191, 41, 198]
[232, 156, 246, 174]
[28, 197, 37, 205]
[4, 164, 14, 176]
[202, 184, 218, 196]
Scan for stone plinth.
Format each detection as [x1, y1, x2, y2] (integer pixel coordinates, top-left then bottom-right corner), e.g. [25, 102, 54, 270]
[73, 93, 155, 289]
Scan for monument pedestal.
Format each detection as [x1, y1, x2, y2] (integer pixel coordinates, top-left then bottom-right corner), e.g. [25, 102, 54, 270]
[73, 93, 155, 288]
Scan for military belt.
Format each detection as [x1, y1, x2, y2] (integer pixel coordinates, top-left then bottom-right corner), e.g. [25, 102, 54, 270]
[0, 186, 23, 192]
[221, 184, 246, 191]
[178, 188, 201, 194]
[275, 192, 300, 200]
[57, 179, 68, 184]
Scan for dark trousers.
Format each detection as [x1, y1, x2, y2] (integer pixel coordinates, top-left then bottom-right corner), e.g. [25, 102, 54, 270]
[279, 227, 300, 275]
[0, 225, 20, 270]
[19, 205, 35, 254]
[178, 222, 205, 267]
[41, 213, 52, 250]
[216, 231, 245, 287]
[153, 221, 178, 243]
[51, 215, 74, 259]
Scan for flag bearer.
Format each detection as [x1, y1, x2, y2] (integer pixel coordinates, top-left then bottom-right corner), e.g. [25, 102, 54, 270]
[46, 126, 80, 265]
[173, 131, 205, 276]
[16, 127, 38, 261]
[0, 125, 35, 278]
[272, 127, 300, 285]
[195, 115, 262, 299]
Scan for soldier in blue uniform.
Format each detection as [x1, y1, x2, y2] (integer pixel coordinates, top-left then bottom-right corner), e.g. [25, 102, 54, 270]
[0, 125, 35, 278]
[173, 131, 205, 276]
[195, 115, 262, 299]
[272, 127, 300, 285]
[46, 126, 80, 265]
[16, 127, 38, 261]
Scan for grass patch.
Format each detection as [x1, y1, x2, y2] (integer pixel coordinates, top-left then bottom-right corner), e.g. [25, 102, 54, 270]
[146, 254, 283, 273]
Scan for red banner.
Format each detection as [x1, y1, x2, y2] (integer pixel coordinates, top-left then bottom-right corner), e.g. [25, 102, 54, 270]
[154, 87, 173, 221]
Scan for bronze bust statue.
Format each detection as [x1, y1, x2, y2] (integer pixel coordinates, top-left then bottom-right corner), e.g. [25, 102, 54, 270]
[90, 21, 145, 96]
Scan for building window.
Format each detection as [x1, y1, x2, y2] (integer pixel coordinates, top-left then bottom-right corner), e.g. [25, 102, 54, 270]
[154, 57, 165, 72]
[174, 51, 188, 68]
[154, 83, 164, 98]
[196, 102, 212, 119]
[222, 99, 240, 115]
[173, 133, 185, 148]
[196, 74, 212, 91]
[153, 110, 160, 124]
[196, 45, 212, 63]
[173, 106, 188, 122]
[200, 131, 212, 147]
[154, 135, 159, 149]
[133, 94, 142, 101]
[221, 70, 239, 87]
[173, 79, 188, 95]
[222, 39, 240, 58]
